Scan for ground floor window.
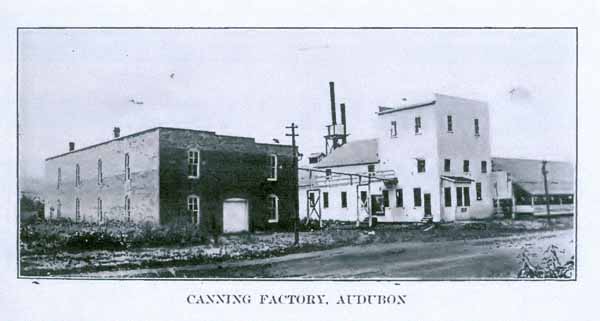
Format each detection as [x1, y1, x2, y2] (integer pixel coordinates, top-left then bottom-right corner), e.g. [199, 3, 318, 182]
[187, 195, 199, 224]
[413, 188, 422, 207]
[323, 192, 329, 208]
[56, 200, 62, 218]
[456, 187, 463, 206]
[444, 187, 452, 207]
[268, 194, 279, 223]
[395, 189, 403, 208]
[341, 191, 348, 208]
[476, 182, 482, 201]
[382, 190, 389, 208]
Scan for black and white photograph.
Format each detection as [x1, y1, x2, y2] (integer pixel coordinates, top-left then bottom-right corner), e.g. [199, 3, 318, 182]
[16, 27, 576, 280]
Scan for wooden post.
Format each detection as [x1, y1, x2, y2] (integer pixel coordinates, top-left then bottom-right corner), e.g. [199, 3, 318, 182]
[542, 160, 551, 224]
[286, 123, 300, 245]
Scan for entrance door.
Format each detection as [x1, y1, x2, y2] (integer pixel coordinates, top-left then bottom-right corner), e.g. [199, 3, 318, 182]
[424, 193, 432, 217]
[307, 190, 321, 221]
[223, 198, 249, 233]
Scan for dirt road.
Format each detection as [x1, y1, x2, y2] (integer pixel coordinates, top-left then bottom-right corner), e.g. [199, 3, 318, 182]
[76, 229, 574, 279]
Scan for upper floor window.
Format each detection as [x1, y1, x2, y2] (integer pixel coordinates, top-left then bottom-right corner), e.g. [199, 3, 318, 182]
[268, 154, 278, 181]
[187, 195, 200, 224]
[444, 159, 451, 172]
[414, 117, 422, 134]
[75, 164, 80, 187]
[463, 160, 470, 173]
[474, 118, 480, 136]
[368, 164, 376, 176]
[481, 160, 488, 173]
[417, 159, 426, 173]
[57, 168, 61, 189]
[390, 120, 398, 138]
[75, 198, 81, 222]
[97, 159, 103, 184]
[188, 149, 200, 178]
[268, 194, 279, 223]
[447, 115, 453, 132]
[124, 153, 131, 181]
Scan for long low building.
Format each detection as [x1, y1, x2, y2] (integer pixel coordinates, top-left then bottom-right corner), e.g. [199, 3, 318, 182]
[43, 127, 298, 233]
[490, 157, 574, 216]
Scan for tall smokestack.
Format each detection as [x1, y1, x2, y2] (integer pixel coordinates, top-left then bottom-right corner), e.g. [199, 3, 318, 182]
[340, 103, 347, 144]
[329, 82, 337, 125]
[69, 142, 75, 152]
[113, 127, 121, 138]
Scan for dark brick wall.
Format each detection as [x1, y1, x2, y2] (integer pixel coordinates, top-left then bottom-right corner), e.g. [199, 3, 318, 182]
[158, 128, 297, 233]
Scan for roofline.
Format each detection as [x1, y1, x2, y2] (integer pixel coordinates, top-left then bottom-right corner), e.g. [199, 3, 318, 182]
[377, 101, 436, 116]
[46, 126, 293, 161]
[491, 156, 573, 165]
[45, 127, 161, 161]
[314, 160, 380, 169]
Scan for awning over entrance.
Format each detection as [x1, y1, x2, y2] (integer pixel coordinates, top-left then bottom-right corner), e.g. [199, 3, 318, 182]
[441, 175, 474, 184]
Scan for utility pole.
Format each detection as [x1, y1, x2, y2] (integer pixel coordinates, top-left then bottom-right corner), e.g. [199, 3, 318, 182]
[286, 123, 300, 246]
[542, 160, 551, 225]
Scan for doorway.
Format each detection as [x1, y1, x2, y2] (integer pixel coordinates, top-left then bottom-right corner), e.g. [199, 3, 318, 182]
[424, 193, 432, 217]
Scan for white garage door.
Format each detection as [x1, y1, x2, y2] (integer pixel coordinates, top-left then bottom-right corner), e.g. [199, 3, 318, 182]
[222, 198, 249, 233]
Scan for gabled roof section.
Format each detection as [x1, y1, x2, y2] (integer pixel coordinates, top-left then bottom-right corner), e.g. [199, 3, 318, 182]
[314, 139, 379, 168]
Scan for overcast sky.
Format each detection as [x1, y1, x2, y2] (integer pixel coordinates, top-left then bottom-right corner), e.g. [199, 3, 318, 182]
[18, 28, 576, 179]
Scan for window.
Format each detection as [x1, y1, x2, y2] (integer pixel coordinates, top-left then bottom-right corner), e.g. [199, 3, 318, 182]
[382, 190, 389, 208]
[97, 198, 103, 222]
[341, 191, 348, 208]
[444, 159, 451, 172]
[325, 169, 332, 178]
[360, 191, 368, 206]
[188, 150, 200, 178]
[444, 187, 452, 207]
[97, 159, 103, 184]
[268, 154, 278, 181]
[417, 159, 426, 173]
[56, 200, 61, 218]
[368, 164, 375, 176]
[463, 160, 470, 173]
[57, 168, 61, 189]
[474, 118, 480, 136]
[268, 194, 279, 223]
[390, 120, 398, 137]
[125, 196, 131, 221]
[456, 187, 463, 206]
[481, 161, 487, 173]
[75, 198, 81, 222]
[447, 115, 453, 132]
[187, 195, 200, 224]
[413, 188, 422, 207]
[75, 164, 80, 187]
[414, 117, 422, 134]
[395, 189, 403, 207]
[463, 187, 471, 206]
[323, 192, 329, 208]
[476, 182, 482, 201]
[125, 153, 131, 181]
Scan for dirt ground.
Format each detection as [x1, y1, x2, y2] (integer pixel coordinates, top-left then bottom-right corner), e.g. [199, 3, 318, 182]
[20, 216, 574, 278]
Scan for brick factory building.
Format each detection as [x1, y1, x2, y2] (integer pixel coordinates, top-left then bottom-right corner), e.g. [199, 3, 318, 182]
[43, 127, 297, 233]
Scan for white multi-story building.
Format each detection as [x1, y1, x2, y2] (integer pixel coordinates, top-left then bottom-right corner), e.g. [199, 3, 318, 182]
[299, 93, 494, 223]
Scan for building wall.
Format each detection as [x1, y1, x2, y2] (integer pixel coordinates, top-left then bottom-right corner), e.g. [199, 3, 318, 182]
[43, 130, 160, 223]
[377, 104, 443, 222]
[158, 128, 297, 232]
[434, 94, 494, 220]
